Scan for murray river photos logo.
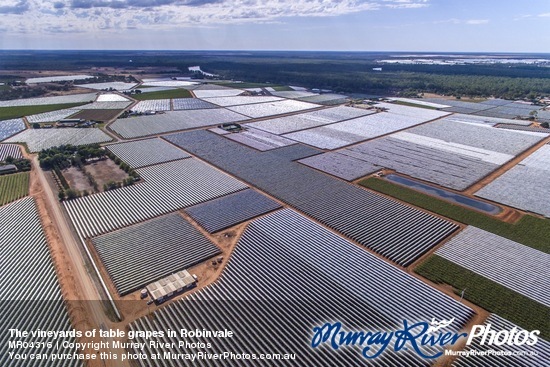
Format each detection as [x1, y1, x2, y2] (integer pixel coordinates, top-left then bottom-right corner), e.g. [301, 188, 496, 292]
[310, 318, 540, 359]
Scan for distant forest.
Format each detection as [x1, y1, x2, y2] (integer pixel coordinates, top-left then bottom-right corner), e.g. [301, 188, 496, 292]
[1, 50, 549, 100]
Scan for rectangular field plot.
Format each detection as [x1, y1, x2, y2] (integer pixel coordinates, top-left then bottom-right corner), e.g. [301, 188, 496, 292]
[436, 226, 550, 307]
[5, 128, 112, 152]
[337, 119, 548, 190]
[131, 99, 171, 112]
[165, 131, 459, 266]
[137, 86, 177, 93]
[106, 138, 190, 168]
[92, 213, 220, 295]
[284, 126, 363, 149]
[475, 144, 550, 217]
[0, 93, 97, 108]
[172, 98, 217, 110]
[246, 106, 374, 135]
[64, 159, 248, 238]
[0, 143, 22, 160]
[110, 109, 248, 139]
[128, 209, 473, 367]
[388, 97, 451, 109]
[224, 128, 296, 151]
[476, 104, 542, 119]
[0, 197, 82, 367]
[423, 98, 495, 112]
[0, 118, 26, 141]
[496, 124, 550, 133]
[298, 152, 381, 181]
[283, 110, 435, 149]
[479, 99, 514, 106]
[270, 90, 318, 99]
[193, 87, 244, 99]
[185, 189, 282, 232]
[141, 80, 198, 88]
[96, 93, 131, 102]
[0, 172, 29, 206]
[201, 95, 282, 107]
[409, 119, 547, 156]
[343, 137, 501, 190]
[78, 101, 132, 110]
[453, 314, 549, 367]
[26, 108, 80, 123]
[70, 109, 123, 122]
[373, 101, 451, 119]
[441, 113, 532, 126]
[227, 99, 320, 118]
[298, 94, 349, 105]
[75, 82, 138, 90]
[207, 127, 230, 135]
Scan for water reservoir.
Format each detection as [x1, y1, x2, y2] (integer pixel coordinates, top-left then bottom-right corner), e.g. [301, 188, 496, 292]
[385, 174, 502, 215]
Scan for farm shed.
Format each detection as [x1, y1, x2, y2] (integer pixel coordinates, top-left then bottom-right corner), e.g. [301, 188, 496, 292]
[146, 270, 197, 303]
[0, 164, 17, 174]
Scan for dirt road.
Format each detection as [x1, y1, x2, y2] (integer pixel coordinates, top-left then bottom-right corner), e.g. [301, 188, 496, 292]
[32, 156, 129, 367]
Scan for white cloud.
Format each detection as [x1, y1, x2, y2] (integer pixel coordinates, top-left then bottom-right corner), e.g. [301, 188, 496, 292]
[0, 0, 432, 35]
[538, 12, 550, 17]
[384, 0, 429, 9]
[433, 18, 461, 24]
[465, 19, 489, 25]
[433, 18, 489, 25]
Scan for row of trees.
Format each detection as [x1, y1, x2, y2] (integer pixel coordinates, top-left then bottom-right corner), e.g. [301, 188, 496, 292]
[57, 175, 137, 201]
[69, 73, 139, 85]
[44, 145, 141, 201]
[2, 50, 548, 100]
[189, 59, 550, 100]
[0, 73, 138, 101]
[0, 83, 70, 101]
[39, 144, 106, 170]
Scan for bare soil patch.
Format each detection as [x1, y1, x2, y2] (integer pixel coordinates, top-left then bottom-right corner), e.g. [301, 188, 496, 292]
[85, 159, 128, 188]
[62, 166, 94, 192]
[71, 109, 124, 122]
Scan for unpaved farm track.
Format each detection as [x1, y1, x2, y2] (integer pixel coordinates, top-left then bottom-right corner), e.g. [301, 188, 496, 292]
[30, 156, 129, 367]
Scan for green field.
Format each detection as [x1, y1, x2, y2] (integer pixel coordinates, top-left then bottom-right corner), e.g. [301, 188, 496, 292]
[0, 103, 87, 121]
[392, 100, 439, 110]
[416, 255, 549, 339]
[270, 85, 295, 91]
[132, 89, 192, 100]
[359, 177, 550, 253]
[0, 172, 30, 206]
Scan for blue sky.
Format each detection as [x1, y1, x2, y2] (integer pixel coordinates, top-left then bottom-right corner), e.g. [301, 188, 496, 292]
[0, 0, 548, 51]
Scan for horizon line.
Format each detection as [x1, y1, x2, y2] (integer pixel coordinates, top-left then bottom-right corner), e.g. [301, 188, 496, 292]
[1, 49, 550, 55]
